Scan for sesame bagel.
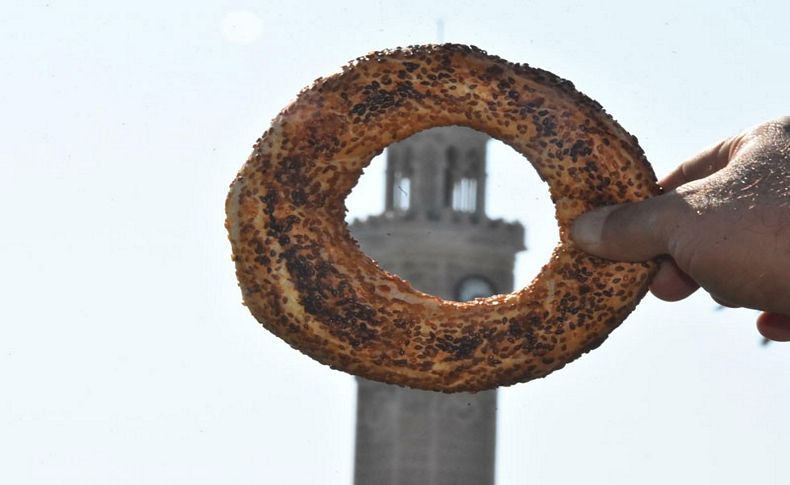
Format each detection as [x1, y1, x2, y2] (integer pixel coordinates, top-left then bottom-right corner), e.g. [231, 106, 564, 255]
[226, 44, 659, 392]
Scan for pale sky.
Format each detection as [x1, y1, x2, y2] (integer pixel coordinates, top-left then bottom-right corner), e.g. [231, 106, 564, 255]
[2, 1, 790, 484]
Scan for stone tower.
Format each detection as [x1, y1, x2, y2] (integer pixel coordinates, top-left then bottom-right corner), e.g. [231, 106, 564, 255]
[350, 126, 525, 485]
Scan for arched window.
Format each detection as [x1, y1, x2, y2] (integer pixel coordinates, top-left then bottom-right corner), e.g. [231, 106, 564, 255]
[452, 177, 477, 212]
[391, 154, 412, 211]
[392, 171, 410, 211]
[444, 146, 478, 213]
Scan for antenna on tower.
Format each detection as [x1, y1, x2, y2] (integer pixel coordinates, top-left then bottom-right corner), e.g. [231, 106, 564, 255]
[436, 18, 445, 43]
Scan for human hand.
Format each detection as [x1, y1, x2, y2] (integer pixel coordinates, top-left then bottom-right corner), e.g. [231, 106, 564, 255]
[572, 117, 790, 341]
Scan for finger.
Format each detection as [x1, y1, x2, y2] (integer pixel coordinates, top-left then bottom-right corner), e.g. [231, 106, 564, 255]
[711, 295, 740, 308]
[659, 136, 740, 191]
[756, 312, 790, 342]
[571, 191, 689, 262]
[649, 259, 700, 301]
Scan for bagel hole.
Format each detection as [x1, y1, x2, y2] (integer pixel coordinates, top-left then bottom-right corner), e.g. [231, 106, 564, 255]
[345, 127, 558, 301]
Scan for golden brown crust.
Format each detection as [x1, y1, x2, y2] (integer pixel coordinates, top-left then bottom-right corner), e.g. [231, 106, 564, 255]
[226, 44, 659, 392]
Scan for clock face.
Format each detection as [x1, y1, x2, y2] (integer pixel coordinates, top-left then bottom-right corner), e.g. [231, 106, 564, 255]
[456, 276, 496, 302]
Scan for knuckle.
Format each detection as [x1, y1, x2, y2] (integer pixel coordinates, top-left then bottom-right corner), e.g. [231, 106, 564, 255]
[775, 116, 790, 136]
[774, 115, 790, 128]
[749, 116, 790, 139]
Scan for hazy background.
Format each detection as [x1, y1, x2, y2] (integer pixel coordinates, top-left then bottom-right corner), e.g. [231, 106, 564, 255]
[2, 1, 790, 483]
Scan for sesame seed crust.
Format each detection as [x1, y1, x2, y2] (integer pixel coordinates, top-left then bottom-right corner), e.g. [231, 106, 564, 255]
[225, 44, 659, 392]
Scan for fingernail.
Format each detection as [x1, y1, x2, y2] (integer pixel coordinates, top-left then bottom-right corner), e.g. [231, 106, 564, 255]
[571, 206, 614, 251]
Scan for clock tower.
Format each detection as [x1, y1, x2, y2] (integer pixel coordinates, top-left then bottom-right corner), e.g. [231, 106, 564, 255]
[349, 126, 525, 485]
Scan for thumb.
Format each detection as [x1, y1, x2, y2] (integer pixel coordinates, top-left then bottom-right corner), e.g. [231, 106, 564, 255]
[571, 192, 689, 262]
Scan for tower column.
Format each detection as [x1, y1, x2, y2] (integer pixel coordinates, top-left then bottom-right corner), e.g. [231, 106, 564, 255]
[354, 381, 497, 485]
[350, 126, 525, 485]
[411, 144, 437, 213]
